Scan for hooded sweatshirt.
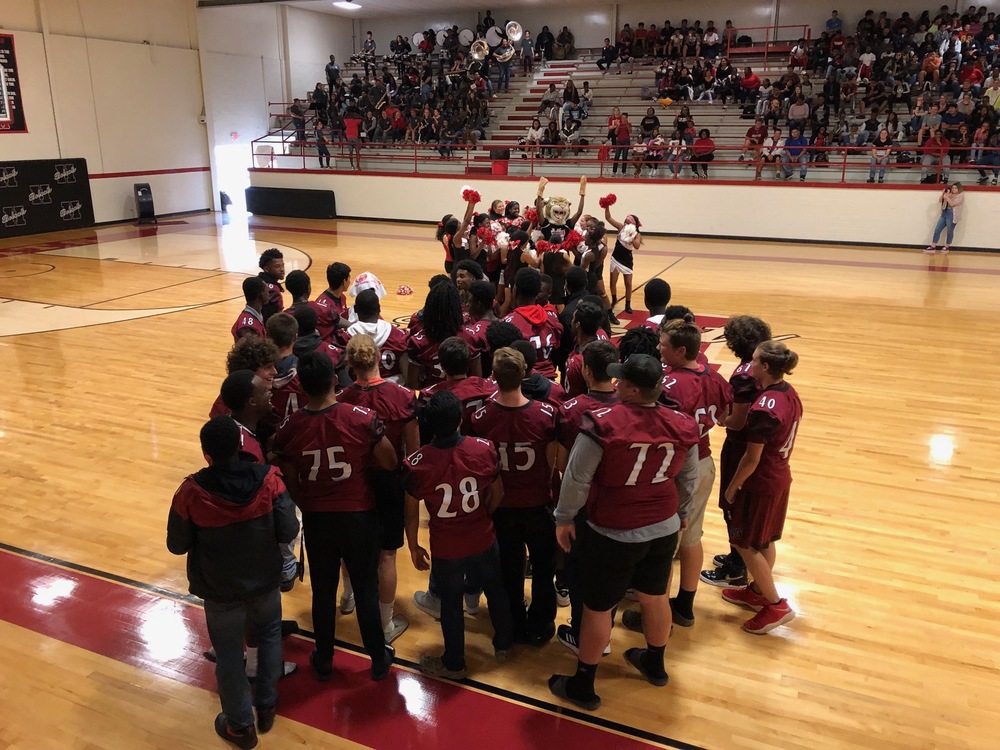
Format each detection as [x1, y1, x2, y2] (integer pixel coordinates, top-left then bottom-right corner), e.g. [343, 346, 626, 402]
[502, 304, 565, 380]
[167, 462, 299, 602]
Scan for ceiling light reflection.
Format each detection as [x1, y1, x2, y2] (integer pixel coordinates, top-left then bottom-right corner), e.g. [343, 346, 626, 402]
[929, 433, 955, 466]
[32, 576, 77, 607]
[139, 599, 192, 662]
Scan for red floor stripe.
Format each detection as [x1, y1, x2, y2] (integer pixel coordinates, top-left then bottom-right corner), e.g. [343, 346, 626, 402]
[0, 549, 668, 749]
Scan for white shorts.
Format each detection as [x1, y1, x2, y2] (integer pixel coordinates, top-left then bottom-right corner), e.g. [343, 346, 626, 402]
[609, 255, 633, 276]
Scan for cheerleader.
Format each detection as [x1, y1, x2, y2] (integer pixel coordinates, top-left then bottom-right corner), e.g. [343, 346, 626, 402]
[603, 204, 642, 315]
[436, 195, 477, 273]
[576, 221, 616, 324]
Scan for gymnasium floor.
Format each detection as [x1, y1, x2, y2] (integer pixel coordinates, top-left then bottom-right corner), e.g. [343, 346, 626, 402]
[0, 212, 996, 750]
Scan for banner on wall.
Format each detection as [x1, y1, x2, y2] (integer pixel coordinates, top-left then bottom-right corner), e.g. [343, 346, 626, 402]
[0, 34, 27, 133]
[0, 159, 95, 239]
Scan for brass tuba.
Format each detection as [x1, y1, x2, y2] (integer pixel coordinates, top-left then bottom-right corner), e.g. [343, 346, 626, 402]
[505, 21, 523, 43]
[495, 45, 515, 63]
[470, 39, 489, 61]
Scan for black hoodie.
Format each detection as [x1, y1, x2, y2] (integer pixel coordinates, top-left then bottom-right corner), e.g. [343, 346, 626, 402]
[167, 462, 298, 602]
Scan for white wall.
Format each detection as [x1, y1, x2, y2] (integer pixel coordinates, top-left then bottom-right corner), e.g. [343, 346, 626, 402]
[358, 12, 478, 54]
[248, 170, 996, 251]
[286, 5, 355, 99]
[619, 1, 775, 34]
[0, 0, 211, 223]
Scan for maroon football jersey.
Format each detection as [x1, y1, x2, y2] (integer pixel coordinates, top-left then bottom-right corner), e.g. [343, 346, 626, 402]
[464, 319, 492, 358]
[743, 382, 802, 497]
[420, 376, 497, 433]
[558, 391, 619, 450]
[661, 365, 735, 459]
[407, 327, 484, 387]
[231, 308, 265, 343]
[407, 310, 424, 336]
[403, 436, 500, 559]
[377, 326, 411, 381]
[271, 367, 306, 423]
[273, 403, 385, 513]
[238, 423, 265, 464]
[564, 352, 586, 398]
[338, 380, 416, 459]
[580, 402, 699, 530]
[727, 359, 760, 439]
[314, 291, 348, 343]
[258, 273, 285, 316]
[469, 399, 559, 508]
[502, 306, 564, 380]
[209, 394, 228, 419]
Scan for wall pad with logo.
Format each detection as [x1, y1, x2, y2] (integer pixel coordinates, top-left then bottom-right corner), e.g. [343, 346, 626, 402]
[0, 159, 94, 239]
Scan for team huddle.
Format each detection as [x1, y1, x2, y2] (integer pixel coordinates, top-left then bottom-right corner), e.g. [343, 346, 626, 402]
[167, 227, 803, 746]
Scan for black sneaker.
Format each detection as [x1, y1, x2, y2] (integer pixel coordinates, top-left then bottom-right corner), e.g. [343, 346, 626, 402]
[310, 650, 333, 682]
[621, 609, 643, 633]
[700, 560, 748, 588]
[256, 705, 277, 734]
[623, 303, 633, 314]
[370, 645, 395, 681]
[607, 310, 621, 325]
[712, 552, 732, 567]
[214, 713, 258, 749]
[669, 597, 695, 627]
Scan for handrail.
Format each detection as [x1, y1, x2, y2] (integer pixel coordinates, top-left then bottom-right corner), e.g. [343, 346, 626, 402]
[723, 24, 811, 69]
[248, 134, 1000, 186]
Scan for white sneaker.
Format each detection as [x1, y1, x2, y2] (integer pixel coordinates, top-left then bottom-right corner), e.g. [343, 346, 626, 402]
[339, 591, 356, 614]
[246, 661, 297, 679]
[383, 614, 409, 644]
[413, 590, 442, 620]
[464, 592, 481, 615]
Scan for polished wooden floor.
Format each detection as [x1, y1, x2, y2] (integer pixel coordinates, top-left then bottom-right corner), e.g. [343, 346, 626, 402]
[1, 212, 997, 750]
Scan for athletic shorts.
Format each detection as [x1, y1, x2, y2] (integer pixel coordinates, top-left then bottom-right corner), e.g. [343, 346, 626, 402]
[371, 469, 405, 551]
[577, 521, 679, 612]
[725, 483, 790, 551]
[680, 455, 716, 548]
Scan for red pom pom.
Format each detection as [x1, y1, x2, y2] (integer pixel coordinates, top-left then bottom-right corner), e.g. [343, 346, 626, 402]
[476, 226, 493, 242]
[463, 189, 481, 204]
[598, 194, 617, 209]
[563, 230, 584, 249]
[535, 240, 552, 253]
[396, 284, 413, 295]
[524, 208, 538, 224]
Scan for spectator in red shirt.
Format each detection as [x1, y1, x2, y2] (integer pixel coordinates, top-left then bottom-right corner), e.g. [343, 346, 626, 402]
[921, 128, 952, 182]
[690, 129, 716, 178]
[343, 106, 363, 170]
[738, 67, 761, 103]
[740, 118, 768, 161]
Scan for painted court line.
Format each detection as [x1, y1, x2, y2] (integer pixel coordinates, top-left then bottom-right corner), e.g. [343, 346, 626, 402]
[0, 547, 701, 750]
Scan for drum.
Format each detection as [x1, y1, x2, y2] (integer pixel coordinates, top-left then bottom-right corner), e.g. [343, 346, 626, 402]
[458, 28, 475, 46]
[411, 32, 423, 47]
[436, 29, 448, 46]
[485, 26, 504, 47]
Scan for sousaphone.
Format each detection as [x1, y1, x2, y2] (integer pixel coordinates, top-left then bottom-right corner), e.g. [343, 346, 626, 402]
[505, 21, 523, 43]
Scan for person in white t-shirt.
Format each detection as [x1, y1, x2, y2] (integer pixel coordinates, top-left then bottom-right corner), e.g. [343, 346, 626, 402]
[755, 128, 785, 180]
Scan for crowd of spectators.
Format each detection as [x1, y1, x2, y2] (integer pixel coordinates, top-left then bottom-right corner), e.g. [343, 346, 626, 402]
[616, 7, 1000, 183]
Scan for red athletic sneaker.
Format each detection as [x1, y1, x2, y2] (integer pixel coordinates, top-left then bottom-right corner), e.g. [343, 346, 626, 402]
[722, 586, 770, 612]
[742, 599, 796, 635]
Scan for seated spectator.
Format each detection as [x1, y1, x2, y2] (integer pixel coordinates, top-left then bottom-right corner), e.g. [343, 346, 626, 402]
[560, 114, 581, 155]
[811, 125, 831, 164]
[553, 27, 575, 60]
[633, 23, 649, 56]
[536, 26, 555, 61]
[975, 130, 1000, 185]
[690, 129, 716, 178]
[525, 118, 544, 158]
[641, 128, 667, 176]
[561, 80, 581, 120]
[940, 101, 967, 141]
[920, 128, 952, 182]
[781, 126, 810, 181]
[579, 82, 593, 118]
[702, 24, 721, 60]
[868, 128, 894, 183]
[755, 128, 785, 180]
[918, 102, 943, 145]
[738, 67, 762, 103]
[666, 128, 686, 178]
[787, 95, 810, 133]
[538, 83, 561, 114]
[790, 39, 809, 69]
[541, 120, 562, 158]
[616, 40, 636, 75]
[597, 38, 618, 74]
[640, 107, 660, 139]
[740, 118, 768, 161]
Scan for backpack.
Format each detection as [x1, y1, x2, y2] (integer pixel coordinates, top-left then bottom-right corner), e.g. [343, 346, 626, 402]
[737, 35, 753, 47]
[640, 86, 653, 100]
[741, 105, 756, 119]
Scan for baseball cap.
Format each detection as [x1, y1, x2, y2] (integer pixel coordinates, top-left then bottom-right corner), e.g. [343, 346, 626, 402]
[607, 354, 662, 389]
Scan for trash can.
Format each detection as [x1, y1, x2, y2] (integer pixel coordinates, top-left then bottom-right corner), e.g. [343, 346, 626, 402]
[490, 148, 510, 176]
[134, 183, 156, 224]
